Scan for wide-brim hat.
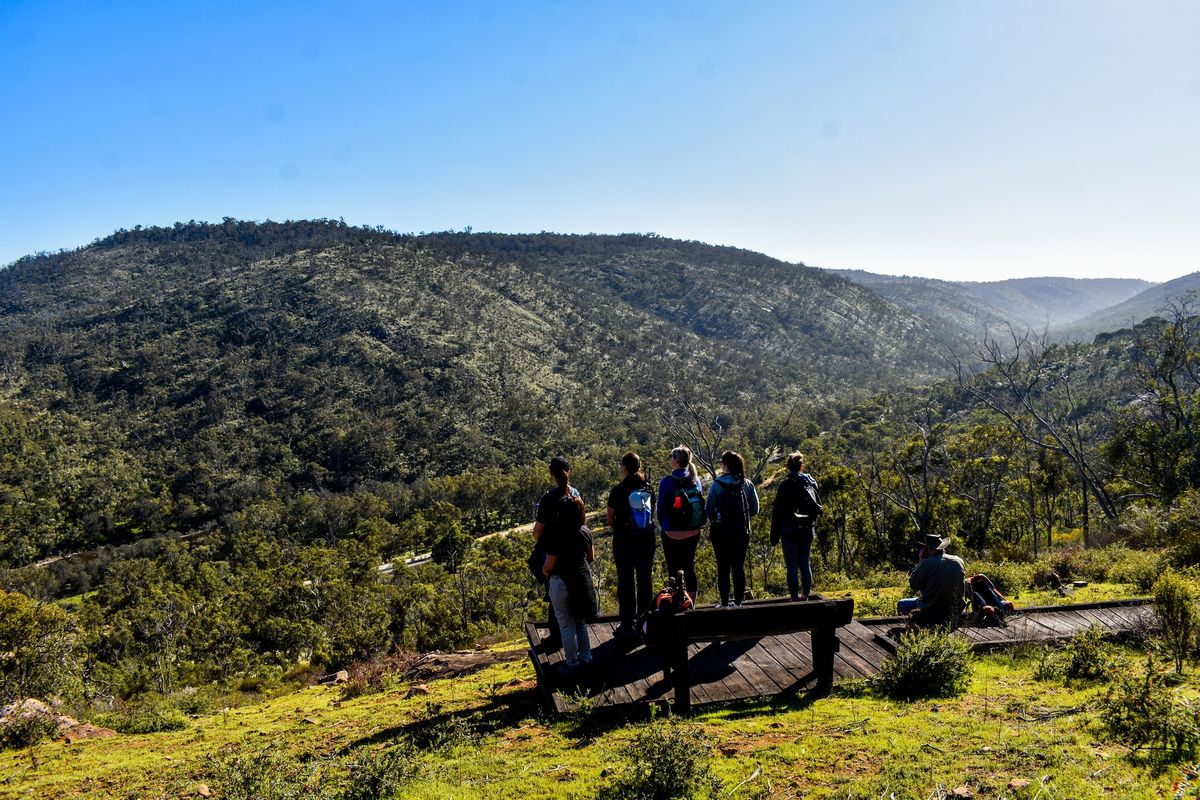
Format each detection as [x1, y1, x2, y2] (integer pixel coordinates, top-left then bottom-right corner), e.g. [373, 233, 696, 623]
[918, 533, 950, 551]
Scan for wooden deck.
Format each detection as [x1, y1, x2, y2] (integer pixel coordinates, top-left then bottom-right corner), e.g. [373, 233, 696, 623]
[525, 598, 1155, 713]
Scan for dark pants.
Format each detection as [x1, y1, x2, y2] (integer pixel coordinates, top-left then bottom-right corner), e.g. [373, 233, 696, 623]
[781, 526, 814, 600]
[613, 532, 657, 628]
[660, 533, 699, 598]
[711, 531, 750, 604]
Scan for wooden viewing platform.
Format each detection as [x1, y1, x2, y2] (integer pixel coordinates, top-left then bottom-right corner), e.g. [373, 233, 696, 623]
[525, 597, 1155, 714]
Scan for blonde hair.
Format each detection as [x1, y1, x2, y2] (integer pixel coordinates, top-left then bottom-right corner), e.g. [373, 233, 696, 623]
[671, 445, 699, 481]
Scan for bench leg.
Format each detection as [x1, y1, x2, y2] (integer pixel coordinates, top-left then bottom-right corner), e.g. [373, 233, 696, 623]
[810, 626, 838, 695]
[673, 625, 691, 712]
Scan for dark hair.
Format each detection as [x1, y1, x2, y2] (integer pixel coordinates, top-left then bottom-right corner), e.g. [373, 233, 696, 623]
[549, 456, 571, 490]
[721, 450, 746, 477]
[786, 452, 805, 473]
[558, 494, 586, 529]
[620, 451, 644, 481]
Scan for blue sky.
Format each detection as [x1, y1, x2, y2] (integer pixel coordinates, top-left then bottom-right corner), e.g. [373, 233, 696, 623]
[2, 0, 1198, 281]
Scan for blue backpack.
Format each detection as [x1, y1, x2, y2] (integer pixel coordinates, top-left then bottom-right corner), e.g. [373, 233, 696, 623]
[627, 482, 655, 533]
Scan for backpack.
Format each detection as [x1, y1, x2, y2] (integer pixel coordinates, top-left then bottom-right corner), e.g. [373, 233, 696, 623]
[640, 573, 694, 643]
[626, 481, 655, 534]
[790, 474, 823, 523]
[666, 475, 705, 530]
[968, 573, 1015, 626]
[710, 478, 750, 537]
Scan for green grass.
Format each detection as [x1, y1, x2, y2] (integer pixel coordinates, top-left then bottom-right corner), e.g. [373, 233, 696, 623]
[5, 633, 1196, 800]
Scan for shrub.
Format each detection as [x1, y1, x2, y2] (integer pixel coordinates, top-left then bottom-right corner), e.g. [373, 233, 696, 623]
[970, 561, 1034, 596]
[1153, 570, 1199, 674]
[96, 704, 188, 734]
[1059, 627, 1118, 682]
[338, 742, 421, 800]
[875, 629, 973, 700]
[1102, 659, 1200, 761]
[209, 741, 322, 800]
[0, 711, 58, 750]
[598, 719, 721, 800]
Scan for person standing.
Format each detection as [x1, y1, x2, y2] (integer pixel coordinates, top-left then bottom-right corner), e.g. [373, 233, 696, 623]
[770, 452, 822, 600]
[531, 456, 580, 647]
[706, 451, 760, 607]
[606, 451, 657, 638]
[541, 493, 597, 674]
[657, 445, 705, 601]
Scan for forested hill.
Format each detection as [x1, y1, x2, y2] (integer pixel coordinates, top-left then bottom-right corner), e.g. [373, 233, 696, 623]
[832, 269, 1151, 336]
[1054, 271, 1200, 342]
[0, 220, 954, 564]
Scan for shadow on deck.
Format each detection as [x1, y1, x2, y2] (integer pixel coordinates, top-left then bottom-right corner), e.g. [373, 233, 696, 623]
[526, 597, 1154, 713]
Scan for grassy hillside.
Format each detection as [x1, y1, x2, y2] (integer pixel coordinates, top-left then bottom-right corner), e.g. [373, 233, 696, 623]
[6, 625, 1188, 800]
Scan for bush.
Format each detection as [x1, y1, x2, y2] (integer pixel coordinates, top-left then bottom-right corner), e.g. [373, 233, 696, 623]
[96, 703, 188, 734]
[338, 742, 421, 800]
[210, 741, 321, 800]
[0, 711, 58, 750]
[875, 629, 973, 700]
[970, 561, 1034, 596]
[1059, 627, 1119, 682]
[1102, 659, 1200, 761]
[1153, 570, 1199, 674]
[598, 719, 721, 800]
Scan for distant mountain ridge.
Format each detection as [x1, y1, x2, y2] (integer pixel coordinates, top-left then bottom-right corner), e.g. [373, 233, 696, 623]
[831, 269, 1153, 338]
[1053, 271, 1200, 341]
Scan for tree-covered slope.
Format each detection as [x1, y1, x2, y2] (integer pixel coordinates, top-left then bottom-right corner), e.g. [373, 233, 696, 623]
[0, 221, 954, 561]
[832, 269, 1151, 336]
[1053, 271, 1200, 341]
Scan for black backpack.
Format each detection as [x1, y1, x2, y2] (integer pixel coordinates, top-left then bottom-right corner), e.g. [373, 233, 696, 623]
[710, 478, 750, 537]
[666, 475, 705, 530]
[790, 474, 823, 523]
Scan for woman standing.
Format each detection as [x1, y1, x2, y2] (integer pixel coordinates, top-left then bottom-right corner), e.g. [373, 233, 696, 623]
[706, 451, 760, 607]
[770, 452, 823, 601]
[606, 451, 657, 638]
[531, 456, 580, 647]
[657, 445, 705, 601]
[541, 493, 596, 674]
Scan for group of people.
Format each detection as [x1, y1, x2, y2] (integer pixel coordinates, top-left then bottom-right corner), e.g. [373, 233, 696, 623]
[529, 446, 824, 675]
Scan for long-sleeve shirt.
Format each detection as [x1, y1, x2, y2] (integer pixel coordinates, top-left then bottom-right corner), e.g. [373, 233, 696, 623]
[657, 468, 704, 538]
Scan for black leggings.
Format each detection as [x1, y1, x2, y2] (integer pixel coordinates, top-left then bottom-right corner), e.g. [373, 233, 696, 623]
[660, 533, 699, 598]
[711, 532, 750, 604]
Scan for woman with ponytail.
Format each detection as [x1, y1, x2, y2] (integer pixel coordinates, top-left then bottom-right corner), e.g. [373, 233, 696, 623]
[606, 451, 657, 638]
[656, 445, 705, 601]
[531, 456, 581, 649]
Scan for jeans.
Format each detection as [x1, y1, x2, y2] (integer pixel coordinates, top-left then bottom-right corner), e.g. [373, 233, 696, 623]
[898, 597, 920, 615]
[781, 526, 814, 599]
[548, 575, 592, 666]
[613, 532, 656, 627]
[711, 530, 749, 605]
[660, 533, 700, 599]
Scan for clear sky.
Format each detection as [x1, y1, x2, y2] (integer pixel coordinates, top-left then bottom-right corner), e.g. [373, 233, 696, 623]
[2, 1, 1198, 281]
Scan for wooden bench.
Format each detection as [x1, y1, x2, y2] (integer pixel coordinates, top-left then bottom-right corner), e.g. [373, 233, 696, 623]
[659, 595, 856, 712]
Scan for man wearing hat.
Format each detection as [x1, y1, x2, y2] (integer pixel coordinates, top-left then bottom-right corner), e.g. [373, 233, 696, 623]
[897, 533, 967, 628]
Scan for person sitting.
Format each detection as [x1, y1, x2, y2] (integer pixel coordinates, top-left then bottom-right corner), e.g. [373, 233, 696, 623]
[897, 533, 967, 628]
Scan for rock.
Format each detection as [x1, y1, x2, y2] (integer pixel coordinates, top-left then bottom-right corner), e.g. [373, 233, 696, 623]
[951, 786, 974, 798]
[197, 784, 212, 797]
[333, 670, 350, 684]
[1073, 580, 1088, 588]
[60, 722, 117, 743]
[720, 746, 738, 756]
[1008, 778, 1030, 790]
[301, 718, 319, 725]
[407, 684, 431, 697]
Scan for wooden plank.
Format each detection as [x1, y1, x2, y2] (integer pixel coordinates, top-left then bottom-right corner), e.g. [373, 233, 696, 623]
[754, 632, 815, 688]
[688, 640, 759, 704]
[739, 639, 798, 693]
[828, 633, 876, 678]
[837, 624, 893, 673]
